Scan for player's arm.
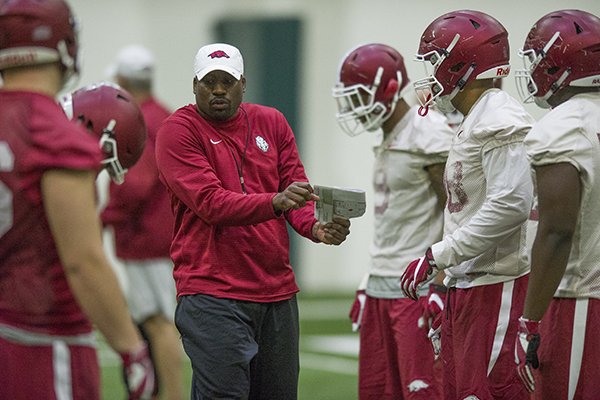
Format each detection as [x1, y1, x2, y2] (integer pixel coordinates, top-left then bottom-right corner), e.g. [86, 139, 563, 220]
[42, 168, 142, 352]
[425, 162, 447, 211]
[522, 163, 580, 321]
[424, 161, 447, 285]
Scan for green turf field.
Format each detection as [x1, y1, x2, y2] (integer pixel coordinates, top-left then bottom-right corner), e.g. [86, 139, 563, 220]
[99, 292, 358, 400]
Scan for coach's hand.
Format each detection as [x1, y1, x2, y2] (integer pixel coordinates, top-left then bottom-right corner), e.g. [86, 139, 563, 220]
[120, 342, 155, 400]
[515, 316, 541, 393]
[272, 182, 319, 212]
[312, 216, 350, 245]
[400, 248, 439, 300]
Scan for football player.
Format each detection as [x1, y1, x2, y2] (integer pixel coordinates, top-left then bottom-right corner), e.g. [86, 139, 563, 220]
[103, 45, 184, 400]
[514, 9, 600, 398]
[104, 45, 185, 400]
[399, 10, 535, 399]
[0, 1, 154, 399]
[333, 43, 454, 399]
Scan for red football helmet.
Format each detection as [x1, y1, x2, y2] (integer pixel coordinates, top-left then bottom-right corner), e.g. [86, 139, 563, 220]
[61, 82, 147, 184]
[332, 43, 409, 136]
[0, 0, 79, 83]
[414, 10, 511, 113]
[516, 9, 600, 109]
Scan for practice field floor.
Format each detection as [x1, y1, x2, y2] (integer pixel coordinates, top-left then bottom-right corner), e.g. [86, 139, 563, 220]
[99, 291, 358, 400]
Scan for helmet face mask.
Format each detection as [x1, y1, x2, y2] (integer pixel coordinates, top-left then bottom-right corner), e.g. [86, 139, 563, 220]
[413, 10, 511, 113]
[60, 82, 147, 184]
[0, 0, 80, 85]
[414, 33, 462, 111]
[333, 67, 390, 135]
[333, 43, 408, 136]
[515, 32, 563, 108]
[98, 119, 129, 185]
[516, 10, 600, 109]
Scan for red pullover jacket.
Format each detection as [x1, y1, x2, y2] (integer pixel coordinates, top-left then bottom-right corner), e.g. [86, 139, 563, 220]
[156, 103, 317, 302]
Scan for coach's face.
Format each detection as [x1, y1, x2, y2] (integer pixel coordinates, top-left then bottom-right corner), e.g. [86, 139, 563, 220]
[193, 70, 246, 122]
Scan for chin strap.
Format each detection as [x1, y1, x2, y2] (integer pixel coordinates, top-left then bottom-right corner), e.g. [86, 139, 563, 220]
[418, 92, 432, 116]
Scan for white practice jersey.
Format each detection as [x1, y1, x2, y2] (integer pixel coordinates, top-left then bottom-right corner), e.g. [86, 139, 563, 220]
[369, 105, 454, 277]
[525, 92, 600, 300]
[430, 89, 535, 289]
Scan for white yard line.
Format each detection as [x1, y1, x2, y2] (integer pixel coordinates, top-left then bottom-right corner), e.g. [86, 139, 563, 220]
[300, 352, 358, 375]
[302, 335, 359, 357]
[299, 299, 351, 320]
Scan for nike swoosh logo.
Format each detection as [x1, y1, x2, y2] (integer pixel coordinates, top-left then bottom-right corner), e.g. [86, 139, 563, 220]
[210, 139, 222, 144]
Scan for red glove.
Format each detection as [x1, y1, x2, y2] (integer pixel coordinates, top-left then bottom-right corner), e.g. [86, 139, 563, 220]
[120, 343, 156, 400]
[420, 283, 446, 328]
[515, 316, 541, 393]
[400, 248, 439, 300]
[418, 284, 446, 358]
[349, 290, 367, 332]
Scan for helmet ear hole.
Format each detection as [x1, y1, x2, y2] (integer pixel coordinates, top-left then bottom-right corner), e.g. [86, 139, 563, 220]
[383, 79, 399, 101]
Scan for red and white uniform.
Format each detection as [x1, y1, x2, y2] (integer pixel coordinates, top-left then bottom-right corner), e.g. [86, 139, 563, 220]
[360, 106, 453, 400]
[432, 89, 534, 287]
[155, 103, 316, 303]
[0, 91, 103, 399]
[524, 92, 600, 400]
[370, 107, 453, 278]
[101, 97, 175, 323]
[432, 89, 535, 400]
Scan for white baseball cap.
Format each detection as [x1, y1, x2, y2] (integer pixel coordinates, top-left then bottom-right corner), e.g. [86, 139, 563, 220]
[107, 44, 154, 80]
[194, 43, 243, 81]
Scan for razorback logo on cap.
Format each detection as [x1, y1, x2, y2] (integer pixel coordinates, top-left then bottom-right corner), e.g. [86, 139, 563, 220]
[208, 50, 230, 59]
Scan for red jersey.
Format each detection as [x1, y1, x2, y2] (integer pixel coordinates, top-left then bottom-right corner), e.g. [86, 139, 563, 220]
[155, 103, 316, 302]
[101, 97, 174, 259]
[0, 91, 103, 335]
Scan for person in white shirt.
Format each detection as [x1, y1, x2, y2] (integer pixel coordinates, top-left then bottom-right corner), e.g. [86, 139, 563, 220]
[333, 43, 454, 400]
[400, 10, 535, 400]
[513, 9, 600, 399]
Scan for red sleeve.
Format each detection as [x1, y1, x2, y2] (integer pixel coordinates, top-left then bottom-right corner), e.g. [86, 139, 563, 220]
[272, 112, 318, 240]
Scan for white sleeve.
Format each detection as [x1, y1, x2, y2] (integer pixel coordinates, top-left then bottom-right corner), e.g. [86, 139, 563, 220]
[431, 142, 533, 267]
[525, 102, 588, 170]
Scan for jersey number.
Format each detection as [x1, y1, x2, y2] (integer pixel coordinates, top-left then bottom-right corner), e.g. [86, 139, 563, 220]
[0, 142, 14, 237]
[446, 161, 468, 213]
[373, 167, 390, 215]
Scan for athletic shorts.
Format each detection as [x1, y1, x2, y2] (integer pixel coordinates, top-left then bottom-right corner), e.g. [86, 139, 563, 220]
[122, 258, 176, 323]
[534, 297, 600, 400]
[175, 294, 299, 400]
[358, 296, 441, 400]
[441, 276, 530, 400]
[0, 324, 99, 400]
